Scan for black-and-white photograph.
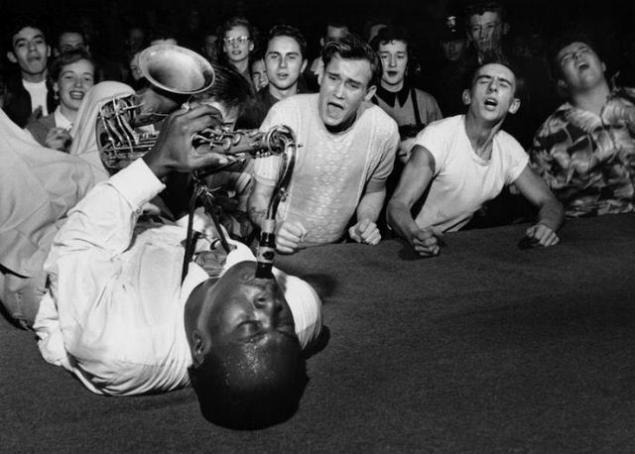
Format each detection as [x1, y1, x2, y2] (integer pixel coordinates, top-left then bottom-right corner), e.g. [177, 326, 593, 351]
[1, 0, 634, 451]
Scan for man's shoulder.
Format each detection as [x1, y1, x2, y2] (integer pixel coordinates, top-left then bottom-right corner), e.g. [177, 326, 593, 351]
[357, 102, 398, 135]
[421, 115, 462, 135]
[494, 127, 525, 151]
[268, 93, 317, 117]
[533, 103, 573, 137]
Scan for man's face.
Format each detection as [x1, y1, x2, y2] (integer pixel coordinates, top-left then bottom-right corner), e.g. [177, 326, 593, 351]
[468, 11, 504, 54]
[203, 34, 218, 61]
[319, 54, 376, 130]
[58, 32, 86, 54]
[223, 25, 253, 64]
[54, 59, 95, 111]
[127, 27, 145, 53]
[557, 41, 606, 91]
[265, 35, 306, 91]
[378, 40, 408, 88]
[464, 63, 519, 123]
[324, 25, 349, 45]
[441, 38, 466, 62]
[251, 58, 268, 91]
[9, 26, 50, 76]
[129, 52, 142, 81]
[199, 261, 296, 348]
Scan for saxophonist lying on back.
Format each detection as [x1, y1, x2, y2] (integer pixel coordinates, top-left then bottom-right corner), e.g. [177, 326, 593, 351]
[0, 47, 323, 430]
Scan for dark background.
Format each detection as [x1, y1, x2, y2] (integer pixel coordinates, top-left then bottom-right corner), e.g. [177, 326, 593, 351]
[1, 0, 633, 67]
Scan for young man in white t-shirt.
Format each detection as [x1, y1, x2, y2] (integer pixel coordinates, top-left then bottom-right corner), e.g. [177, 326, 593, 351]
[249, 34, 399, 253]
[387, 60, 564, 257]
[4, 18, 54, 128]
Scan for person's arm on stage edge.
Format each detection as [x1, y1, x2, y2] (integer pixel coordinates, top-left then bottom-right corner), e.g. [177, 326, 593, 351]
[513, 165, 564, 247]
[387, 145, 441, 257]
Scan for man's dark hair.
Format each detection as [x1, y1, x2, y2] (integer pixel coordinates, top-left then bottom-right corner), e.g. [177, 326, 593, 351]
[546, 31, 602, 82]
[267, 24, 308, 59]
[192, 63, 254, 115]
[6, 16, 48, 50]
[463, 0, 506, 24]
[218, 16, 255, 40]
[324, 17, 350, 35]
[370, 26, 411, 53]
[148, 26, 179, 44]
[49, 48, 97, 82]
[464, 52, 525, 102]
[322, 33, 382, 88]
[189, 338, 308, 429]
[55, 26, 88, 49]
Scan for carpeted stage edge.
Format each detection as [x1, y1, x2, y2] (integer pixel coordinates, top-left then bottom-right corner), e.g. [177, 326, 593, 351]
[2, 214, 635, 452]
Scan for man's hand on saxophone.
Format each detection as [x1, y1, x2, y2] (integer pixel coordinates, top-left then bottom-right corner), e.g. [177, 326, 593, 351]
[142, 104, 237, 179]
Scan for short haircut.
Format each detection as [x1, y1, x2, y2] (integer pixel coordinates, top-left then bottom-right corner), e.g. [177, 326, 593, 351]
[55, 26, 87, 48]
[189, 338, 308, 429]
[324, 17, 350, 35]
[546, 31, 601, 82]
[148, 26, 178, 44]
[49, 48, 97, 81]
[322, 33, 382, 88]
[218, 16, 255, 40]
[465, 52, 525, 102]
[370, 26, 411, 53]
[192, 63, 254, 115]
[267, 24, 307, 59]
[464, 0, 506, 24]
[6, 16, 48, 50]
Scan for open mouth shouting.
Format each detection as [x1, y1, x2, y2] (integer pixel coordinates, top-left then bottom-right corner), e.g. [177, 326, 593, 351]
[326, 101, 346, 119]
[483, 97, 499, 111]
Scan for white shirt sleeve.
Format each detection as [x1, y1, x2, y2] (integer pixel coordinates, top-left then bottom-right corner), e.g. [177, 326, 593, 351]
[414, 119, 450, 176]
[36, 159, 168, 393]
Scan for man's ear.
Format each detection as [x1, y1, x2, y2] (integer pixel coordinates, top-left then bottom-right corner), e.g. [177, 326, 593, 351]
[508, 97, 521, 114]
[300, 59, 308, 74]
[190, 330, 209, 366]
[364, 84, 377, 102]
[601, 61, 606, 73]
[248, 41, 254, 53]
[320, 37, 324, 48]
[502, 22, 510, 36]
[46, 45, 51, 58]
[7, 51, 17, 64]
[53, 81, 59, 94]
[462, 89, 471, 105]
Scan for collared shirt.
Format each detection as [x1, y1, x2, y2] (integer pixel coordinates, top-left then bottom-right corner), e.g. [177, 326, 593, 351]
[372, 84, 442, 138]
[53, 106, 73, 132]
[33, 159, 322, 396]
[530, 87, 635, 217]
[22, 79, 49, 116]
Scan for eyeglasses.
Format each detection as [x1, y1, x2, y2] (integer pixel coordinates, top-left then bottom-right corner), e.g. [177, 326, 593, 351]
[224, 36, 250, 46]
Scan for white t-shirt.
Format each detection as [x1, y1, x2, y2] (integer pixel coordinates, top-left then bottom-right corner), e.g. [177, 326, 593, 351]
[255, 94, 399, 246]
[413, 115, 529, 232]
[33, 159, 322, 396]
[22, 80, 48, 116]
